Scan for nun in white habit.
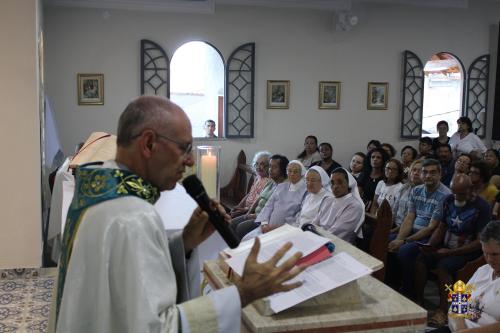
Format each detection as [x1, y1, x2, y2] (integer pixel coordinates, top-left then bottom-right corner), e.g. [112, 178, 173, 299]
[312, 167, 365, 244]
[242, 160, 307, 241]
[294, 166, 334, 227]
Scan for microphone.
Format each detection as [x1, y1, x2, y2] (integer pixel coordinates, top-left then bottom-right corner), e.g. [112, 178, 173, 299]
[301, 223, 320, 235]
[182, 175, 240, 249]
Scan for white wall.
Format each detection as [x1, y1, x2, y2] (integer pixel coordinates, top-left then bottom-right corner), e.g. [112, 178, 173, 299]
[44, 2, 500, 185]
[0, 0, 42, 268]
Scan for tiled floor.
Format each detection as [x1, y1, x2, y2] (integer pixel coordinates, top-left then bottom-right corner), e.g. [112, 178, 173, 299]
[0, 267, 445, 333]
[0, 268, 56, 333]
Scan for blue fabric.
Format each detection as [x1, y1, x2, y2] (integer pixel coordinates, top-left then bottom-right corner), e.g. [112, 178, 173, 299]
[408, 183, 451, 231]
[398, 238, 429, 298]
[442, 195, 491, 249]
[440, 160, 455, 187]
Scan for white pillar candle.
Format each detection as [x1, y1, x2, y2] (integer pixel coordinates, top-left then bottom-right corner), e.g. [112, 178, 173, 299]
[200, 152, 217, 198]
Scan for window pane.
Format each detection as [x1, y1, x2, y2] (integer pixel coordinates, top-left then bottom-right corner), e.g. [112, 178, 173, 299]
[170, 41, 224, 138]
[422, 53, 463, 137]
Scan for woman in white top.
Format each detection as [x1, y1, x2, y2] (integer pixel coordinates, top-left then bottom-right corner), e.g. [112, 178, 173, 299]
[294, 166, 333, 227]
[445, 220, 500, 333]
[449, 116, 487, 159]
[370, 158, 404, 215]
[297, 135, 321, 168]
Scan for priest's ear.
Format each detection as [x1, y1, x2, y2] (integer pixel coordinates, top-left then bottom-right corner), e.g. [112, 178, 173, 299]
[136, 129, 156, 158]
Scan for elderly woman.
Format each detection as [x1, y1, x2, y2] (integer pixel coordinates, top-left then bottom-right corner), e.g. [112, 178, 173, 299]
[449, 116, 487, 159]
[232, 154, 289, 239]
[348, 152, 365, 180]
[294, 166, 333, 227]
[401, 145, 418, 181]
[428, 221, 500, 333]
[391, 160, 423, 234]
[230, 151, 272, 218]
[312, 167, 364, 244]
[242, 160, 307, 240]
[297, 135, 321, 168]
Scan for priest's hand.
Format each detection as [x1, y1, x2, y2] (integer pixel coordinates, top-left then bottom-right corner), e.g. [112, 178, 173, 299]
[182, 202, 230, 253]
[235, 237, 305, 307]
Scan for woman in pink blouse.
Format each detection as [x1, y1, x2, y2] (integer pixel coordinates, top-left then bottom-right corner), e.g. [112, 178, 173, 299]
[230, 151, 272, 218]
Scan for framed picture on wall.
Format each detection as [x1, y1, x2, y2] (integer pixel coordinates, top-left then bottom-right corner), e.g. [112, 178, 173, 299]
[267, 80, 290, 109]
[78, 73, 104, 105]
[319, 81, 340, 109]
[367, 82, 388, 110]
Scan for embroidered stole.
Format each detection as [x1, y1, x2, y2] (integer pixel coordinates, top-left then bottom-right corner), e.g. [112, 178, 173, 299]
[55, 164, 160, 322]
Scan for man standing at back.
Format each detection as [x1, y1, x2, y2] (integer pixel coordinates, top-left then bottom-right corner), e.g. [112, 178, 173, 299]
[50, 96, 304, 333]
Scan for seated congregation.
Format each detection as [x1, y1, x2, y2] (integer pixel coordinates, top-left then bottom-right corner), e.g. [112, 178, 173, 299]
[225, 116, 500, 332]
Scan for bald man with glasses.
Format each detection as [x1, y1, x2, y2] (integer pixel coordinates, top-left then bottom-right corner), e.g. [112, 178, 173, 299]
[50, 96, 305, 333]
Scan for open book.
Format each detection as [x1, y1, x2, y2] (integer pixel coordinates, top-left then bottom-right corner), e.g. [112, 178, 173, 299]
[222, 225, 372, 314]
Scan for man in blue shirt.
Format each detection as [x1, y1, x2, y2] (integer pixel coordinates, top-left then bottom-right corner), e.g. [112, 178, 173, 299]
[388, 158, 451, 298]
[414, 174, 490, 326]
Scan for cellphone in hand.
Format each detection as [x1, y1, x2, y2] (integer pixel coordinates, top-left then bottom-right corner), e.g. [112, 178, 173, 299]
[416, 241, 433, 248]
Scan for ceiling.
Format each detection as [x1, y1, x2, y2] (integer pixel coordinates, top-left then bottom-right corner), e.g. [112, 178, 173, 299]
[44, 0, 474, 14]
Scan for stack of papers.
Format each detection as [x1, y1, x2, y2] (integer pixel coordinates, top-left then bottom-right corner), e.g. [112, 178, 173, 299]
[223, 225, 372, 313]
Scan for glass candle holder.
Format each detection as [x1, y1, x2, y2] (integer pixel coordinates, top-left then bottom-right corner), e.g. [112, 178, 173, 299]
[196, 145, 220, 200]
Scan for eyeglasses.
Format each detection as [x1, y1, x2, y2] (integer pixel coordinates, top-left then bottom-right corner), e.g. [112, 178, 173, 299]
[155, 132, 193, 156]
[254, 161, 269, 168]
[131, 130, 192, 156]
[305, 178, 321, 183]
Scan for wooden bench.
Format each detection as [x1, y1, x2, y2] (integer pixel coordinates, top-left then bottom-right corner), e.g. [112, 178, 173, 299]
[456, 255, 486, 282]
[220, 150, 255, 211]
[356, 199, 393, 281]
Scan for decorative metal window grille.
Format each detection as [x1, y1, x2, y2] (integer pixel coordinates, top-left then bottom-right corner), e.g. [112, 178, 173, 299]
[141, 39, 170, 97]
[401, 50, 424, 139]
[466, 55, 490, 138]
[225, 43, 255, 138]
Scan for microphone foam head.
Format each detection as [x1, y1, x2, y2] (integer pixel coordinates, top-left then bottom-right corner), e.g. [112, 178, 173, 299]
[182, 175, 205, 196]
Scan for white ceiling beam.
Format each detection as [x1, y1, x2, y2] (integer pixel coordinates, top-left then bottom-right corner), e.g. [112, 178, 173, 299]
[44, 0, 216, 14]
[217, 0, 352, 11]
[355, 0, 469, 9]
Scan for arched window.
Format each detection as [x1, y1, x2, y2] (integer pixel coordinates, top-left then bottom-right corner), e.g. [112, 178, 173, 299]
[170, 41, 225, 138]
[422, 52, 464, 137]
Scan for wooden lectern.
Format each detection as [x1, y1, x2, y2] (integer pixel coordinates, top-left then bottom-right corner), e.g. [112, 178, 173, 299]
[203, 230, 427, 333]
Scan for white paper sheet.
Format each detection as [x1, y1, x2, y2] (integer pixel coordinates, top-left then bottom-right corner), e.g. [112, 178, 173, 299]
[225, 225, 332, 276]
[268, 251, 372, 313]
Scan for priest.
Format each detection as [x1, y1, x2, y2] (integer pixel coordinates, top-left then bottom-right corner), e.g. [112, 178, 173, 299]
[49, 96, 305, 333]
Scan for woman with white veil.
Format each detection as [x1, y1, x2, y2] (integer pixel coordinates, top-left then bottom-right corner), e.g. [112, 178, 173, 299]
[294, 166, 333, 227]
[242, 160, 307, 241]
[312, 167, 365, 244]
